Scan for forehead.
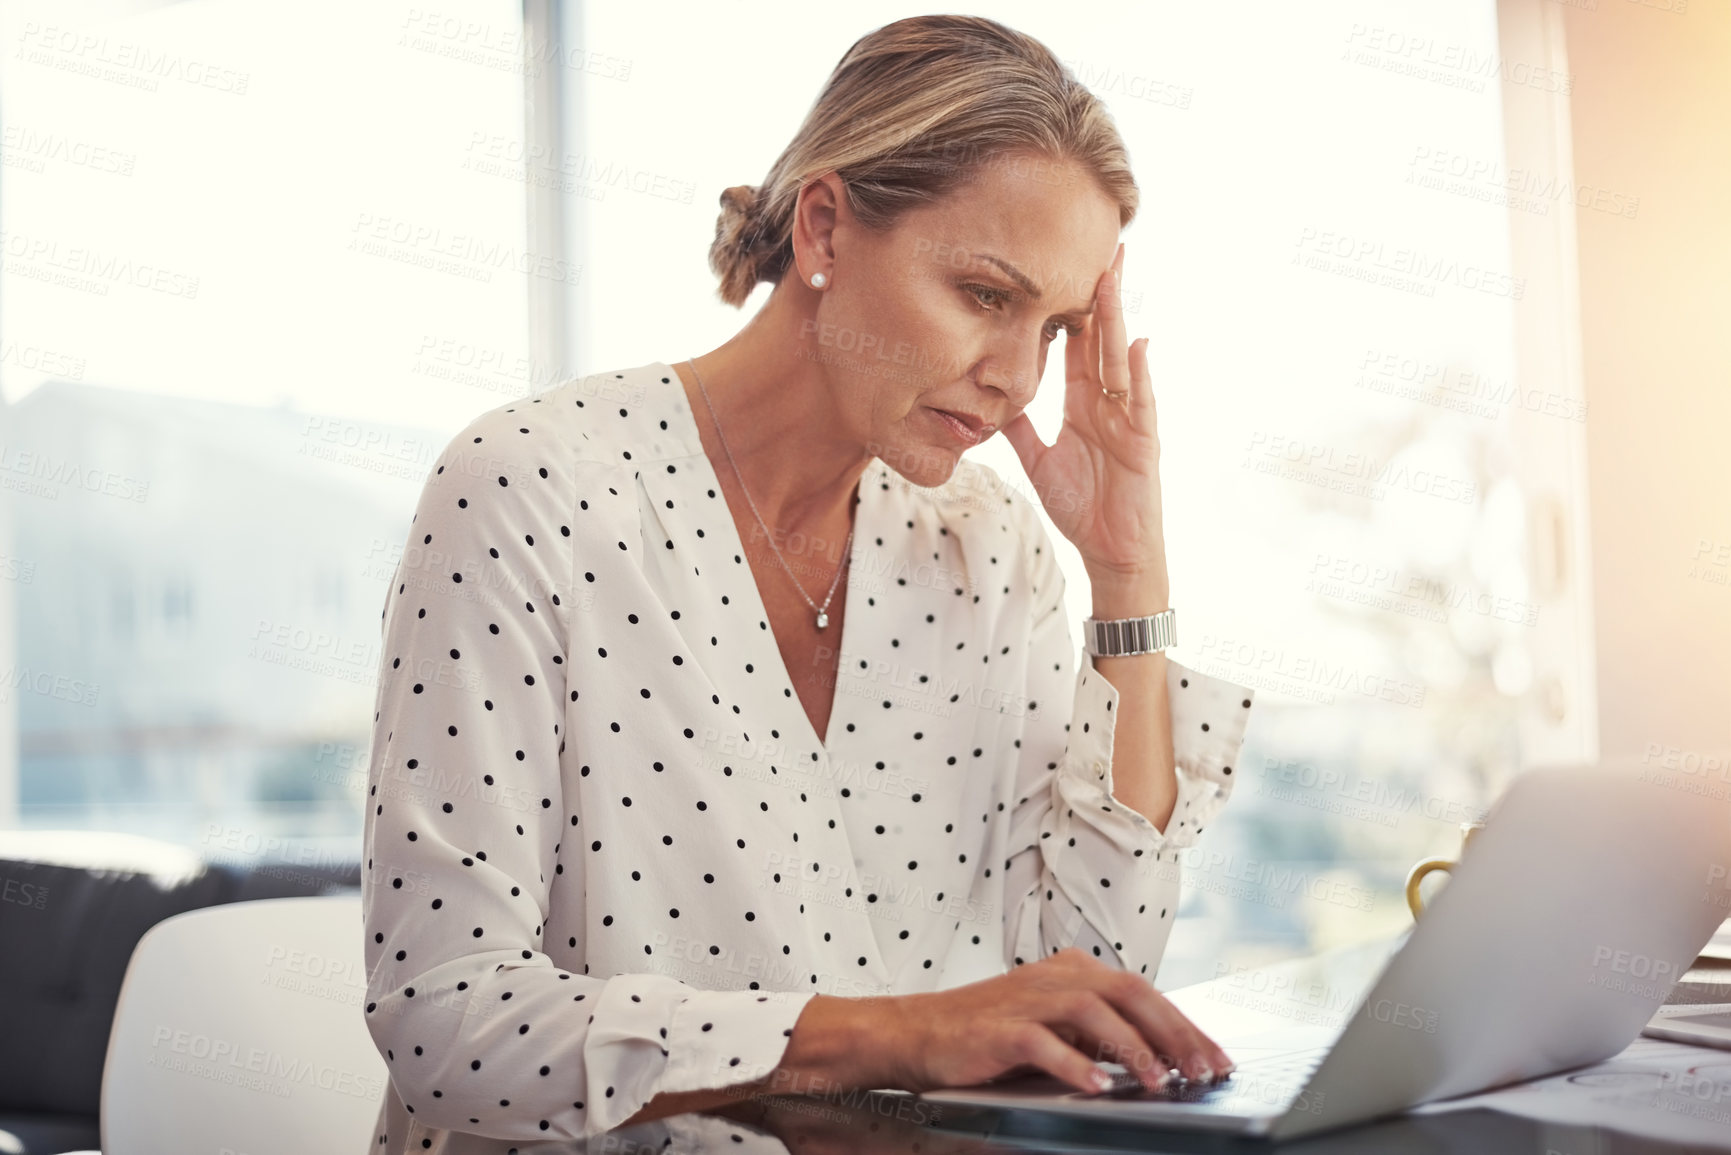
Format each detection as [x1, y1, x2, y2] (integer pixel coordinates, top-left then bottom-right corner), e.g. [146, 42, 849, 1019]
[897, 154, 1120, 306]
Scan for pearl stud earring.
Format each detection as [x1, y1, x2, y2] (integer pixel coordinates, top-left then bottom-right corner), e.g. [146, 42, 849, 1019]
[810, 272, 827, 288]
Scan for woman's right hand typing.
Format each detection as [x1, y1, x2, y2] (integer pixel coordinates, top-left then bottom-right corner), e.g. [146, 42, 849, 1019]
[780, 946, 1236, 1098]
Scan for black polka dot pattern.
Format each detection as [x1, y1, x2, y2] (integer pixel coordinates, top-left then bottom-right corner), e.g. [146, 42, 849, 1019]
[360, 362, 1256, 1149]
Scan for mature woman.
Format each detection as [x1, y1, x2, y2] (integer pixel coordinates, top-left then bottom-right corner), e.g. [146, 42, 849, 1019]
[361, 14, 1255, 1152]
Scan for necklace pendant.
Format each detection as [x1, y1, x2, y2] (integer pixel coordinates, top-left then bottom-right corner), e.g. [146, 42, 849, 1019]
[815, 611, 829, 630]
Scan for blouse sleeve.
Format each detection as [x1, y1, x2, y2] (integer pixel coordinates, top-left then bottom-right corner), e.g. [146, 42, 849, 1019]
[999, 504, 1256, 982]
[361, 408, 813, 1143]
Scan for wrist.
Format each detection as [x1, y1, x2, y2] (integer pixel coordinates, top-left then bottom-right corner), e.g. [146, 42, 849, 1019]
[776, 993, 910, 1094]
[863, 992, 922, 1089]
[1087, 576, 1170, 619]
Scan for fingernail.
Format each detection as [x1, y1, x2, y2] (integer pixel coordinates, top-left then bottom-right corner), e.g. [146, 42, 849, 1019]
[1196, 1065, 1214, 1083]
[1091, 1066, 1114, 1091]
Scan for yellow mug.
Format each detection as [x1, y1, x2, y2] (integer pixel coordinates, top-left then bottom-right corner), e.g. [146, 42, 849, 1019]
[1405, 821, 1485, 919]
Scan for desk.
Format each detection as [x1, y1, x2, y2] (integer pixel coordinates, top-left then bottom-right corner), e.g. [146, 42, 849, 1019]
[619, 1092, 1720, 1155]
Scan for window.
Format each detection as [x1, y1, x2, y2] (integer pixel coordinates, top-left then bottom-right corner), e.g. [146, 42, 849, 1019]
[0, 0, 529, 862]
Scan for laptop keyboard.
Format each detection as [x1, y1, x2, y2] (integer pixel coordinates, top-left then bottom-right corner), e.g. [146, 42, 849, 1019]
[1095, 1047, 1329, 1104]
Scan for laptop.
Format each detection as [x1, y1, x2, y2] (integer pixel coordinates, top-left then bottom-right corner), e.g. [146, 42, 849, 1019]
[920, 756, 1731, 1141]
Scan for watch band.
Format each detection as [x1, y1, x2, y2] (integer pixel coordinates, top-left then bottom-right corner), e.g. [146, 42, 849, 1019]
[1083, 608, 1177, 657]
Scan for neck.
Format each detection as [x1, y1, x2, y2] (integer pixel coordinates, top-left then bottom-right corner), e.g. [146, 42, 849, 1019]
[676, 281, 873, 537]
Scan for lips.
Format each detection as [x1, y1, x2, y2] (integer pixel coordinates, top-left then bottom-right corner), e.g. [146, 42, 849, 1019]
[930, 407, 995, 445]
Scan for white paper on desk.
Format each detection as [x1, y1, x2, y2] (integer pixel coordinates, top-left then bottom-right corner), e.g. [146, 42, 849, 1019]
[1409, 1035, 1731, 1146]
[1701, 916, 1731, 961]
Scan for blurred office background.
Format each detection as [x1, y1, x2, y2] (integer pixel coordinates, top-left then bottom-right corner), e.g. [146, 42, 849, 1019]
[0, 0, 1725, 989]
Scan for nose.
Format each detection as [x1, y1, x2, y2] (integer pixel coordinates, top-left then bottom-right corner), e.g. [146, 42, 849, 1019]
[978, 337, 1043, 410]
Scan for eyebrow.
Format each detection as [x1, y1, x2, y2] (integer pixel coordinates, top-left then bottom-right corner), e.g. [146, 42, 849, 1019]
[979, 254, 1096, 317]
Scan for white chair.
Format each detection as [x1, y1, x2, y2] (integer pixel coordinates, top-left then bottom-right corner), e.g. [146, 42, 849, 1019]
[97, 895, 387, 1155]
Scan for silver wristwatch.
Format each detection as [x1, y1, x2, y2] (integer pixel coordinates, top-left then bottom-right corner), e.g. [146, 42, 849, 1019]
[1083, 608, 1177, 657]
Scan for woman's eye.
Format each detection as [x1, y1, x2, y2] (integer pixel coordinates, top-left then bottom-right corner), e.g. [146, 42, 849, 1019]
[966, 284, 1007, 310]
[968, 284, 1081, 340]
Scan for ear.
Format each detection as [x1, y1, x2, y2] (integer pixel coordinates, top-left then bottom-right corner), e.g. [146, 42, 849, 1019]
[791, 172, 845, 283]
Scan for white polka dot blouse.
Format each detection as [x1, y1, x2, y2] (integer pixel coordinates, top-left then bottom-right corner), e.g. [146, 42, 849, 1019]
[360, 361, 1257, 1151]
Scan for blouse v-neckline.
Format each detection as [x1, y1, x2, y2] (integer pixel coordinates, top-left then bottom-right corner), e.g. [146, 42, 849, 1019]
[650, 361, 878, 763]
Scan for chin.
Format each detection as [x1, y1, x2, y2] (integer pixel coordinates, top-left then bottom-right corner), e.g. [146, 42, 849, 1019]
[869, 432, 961, 489]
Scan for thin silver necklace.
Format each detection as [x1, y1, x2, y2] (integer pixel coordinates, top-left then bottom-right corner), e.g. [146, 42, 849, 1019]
[686, 357, 853, 630]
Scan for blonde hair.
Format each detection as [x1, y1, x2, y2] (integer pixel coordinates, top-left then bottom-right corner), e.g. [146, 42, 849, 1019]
[708, 14, 1140, 308]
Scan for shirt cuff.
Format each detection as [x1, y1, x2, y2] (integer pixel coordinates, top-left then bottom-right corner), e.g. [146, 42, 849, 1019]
[1061, 652, 1254, 848]
[579, 976, 814, 1135]
[658, 987, 817, 1097]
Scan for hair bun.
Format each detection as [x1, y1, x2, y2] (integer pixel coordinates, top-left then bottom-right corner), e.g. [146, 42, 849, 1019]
[718, 184, 760, 239]
[710, 184, 768, 307]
